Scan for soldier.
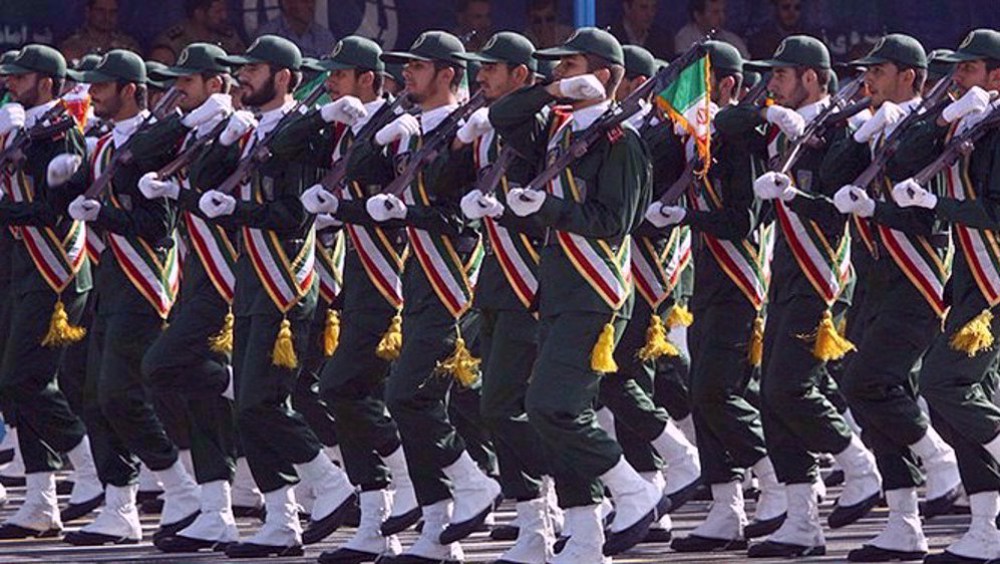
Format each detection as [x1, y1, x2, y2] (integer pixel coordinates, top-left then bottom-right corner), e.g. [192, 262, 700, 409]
[490, 27, 662, 561]
[47, 49, 201, 546]
[891, 28, 1000, 564]
[646, 40, 787, 553]
[824, 34, 963, 562]
[149, 0, 246, 65]
[58, 0, 141, 63]
[0, 44, 103, 539]
[715, 35, 882, 557]
[196, 35, 356, 558]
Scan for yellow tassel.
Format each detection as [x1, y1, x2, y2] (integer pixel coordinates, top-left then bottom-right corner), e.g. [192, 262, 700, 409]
[637, 314, 679, 361]
[748, 316, 764, 367]
[809, 310, 856, 361]
[376, 313, 403, 360]
[323, 309, 341, 357]
[590, 322, 619, 373]
[271, 318, 298, 369]
[950, 309, 995, 357]
[41, 300, 87, 348]
[436, 337, 481, 387]
[665, 304, 694, 328]
[208, 311, 235, 354]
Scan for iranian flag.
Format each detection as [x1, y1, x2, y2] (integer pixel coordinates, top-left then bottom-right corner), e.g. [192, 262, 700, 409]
[656, 55, 712, 171]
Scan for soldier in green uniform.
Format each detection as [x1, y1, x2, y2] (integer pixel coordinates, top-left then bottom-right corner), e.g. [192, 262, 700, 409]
[646, 40, 787, 553]
[715, 36, 883, 557]
[822, 34, 964, 563]
[195, 36, 358, 558]
[0, 44, 103, 540]
[47, 49, 202, 546]
[490, 27, 663, 562]
[149, 0, 246, 65]
[890, 29, 1000, 564]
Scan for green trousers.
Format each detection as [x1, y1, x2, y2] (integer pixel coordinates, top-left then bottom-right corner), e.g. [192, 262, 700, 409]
[59, 293, 94, 418]
[295, 303, 339, 448]
[655, 353, 692, 422]
[0, 289, 88, 473]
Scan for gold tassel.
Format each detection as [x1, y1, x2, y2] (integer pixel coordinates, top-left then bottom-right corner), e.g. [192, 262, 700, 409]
[590, 322, 619, 373]
[637, 314, 679, 361]
[271, 318, 298, 369]
[41, 300, 87, 347]
[436, 336, 481, 387]
[809, 310, 856, 361]
[748, 315, 764, 367]
[950, 309, 995, 357]
[208, 311, 235, 354]
[376, 312, 403, 360]
[323, 309, 341, 357]
[665, 304, 694, 328]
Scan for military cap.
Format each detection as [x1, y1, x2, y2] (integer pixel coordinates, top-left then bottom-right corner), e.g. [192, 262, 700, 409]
[0, 44, 67, 78]
[305, 36, 384, 74]
[927, 48, 955, 81]
[382, 31, 468, 68]
[218, 35, 302, 70]
[704, 40, 744, 75]
[67, 49, 146, 84]
[534, 27, 624, 67]
[622, 45, 656, 78]
[940, 29, 1000, 63]
[151, 43, 231, 79]
[850, 34, 927, 69]
[748, 35, 831, 70]
[454, 31, 537, 72]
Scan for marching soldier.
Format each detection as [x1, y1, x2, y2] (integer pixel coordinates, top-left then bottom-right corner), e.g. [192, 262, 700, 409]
[0, 43, 103, 539]
[490, 27, 662, 561]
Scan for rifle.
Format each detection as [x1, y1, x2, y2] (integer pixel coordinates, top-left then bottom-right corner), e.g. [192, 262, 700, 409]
[155, 116, 230, 180]
[909, 104, 1000, 187]
[0, 103, 76, 169]
[214, 81, 328, 195]
[318, 90, 411, 193]
[84, 86, 185, 199]
[383, 90, 488, 197]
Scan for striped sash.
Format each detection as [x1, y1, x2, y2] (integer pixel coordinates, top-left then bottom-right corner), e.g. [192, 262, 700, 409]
[316, 230, 345, 304]
[631, 228, 691, 309]
[946, 152, 1000, 307]
[342, 183, 406, 309]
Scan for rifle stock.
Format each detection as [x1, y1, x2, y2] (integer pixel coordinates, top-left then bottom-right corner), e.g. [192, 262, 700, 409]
[775, 75, 864, 175]
[913, 105, 1000, 186]
[156, 117, 229, 179]
[0, 103, 74, 168]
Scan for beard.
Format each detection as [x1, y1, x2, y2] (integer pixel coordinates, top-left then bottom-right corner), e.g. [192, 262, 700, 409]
[241, 74, 278, 108]
[93, 95, 122, 120]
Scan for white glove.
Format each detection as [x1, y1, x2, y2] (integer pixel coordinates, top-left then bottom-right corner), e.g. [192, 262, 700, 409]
[892, 178, 938, 209]
[0, 103, 26, 136]
[47, 154, 83, 187]
[942, 86, 993, 123]
[375, 113, 420, 146]
[138, 171, 180, 200]
[199, 190, 237, 218]
[832, 185, 875, 217]
[300, 184, 339, 214]
[765, 105, 806, 138]
[456, 108, 492, 144]
[644, 203, 686, 228]
[366, 194, 407, 221]
[506, 187, 546, 217]
[320, 96, 367, 125]
[219, 110, 257, 146]
[182, 93, 232, 129]
[753, 171, 795, 201]
[853, 101, 905, 143]
[68, 195, 101, 222]
[557, 74, 607, 100]
[314, 213, 342, 231]
[460, 190, 503, 219]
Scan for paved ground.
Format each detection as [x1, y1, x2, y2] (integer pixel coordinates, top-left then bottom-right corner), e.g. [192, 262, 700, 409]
[0, 472, 973, 564]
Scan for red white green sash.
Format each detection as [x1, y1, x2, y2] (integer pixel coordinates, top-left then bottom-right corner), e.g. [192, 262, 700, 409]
[342, 182, 406, 309]
[631, 228, 690, 309]
[184, 212, 237, 304]
[316, 230, 345, 304]
[945, 152, 1000, 307]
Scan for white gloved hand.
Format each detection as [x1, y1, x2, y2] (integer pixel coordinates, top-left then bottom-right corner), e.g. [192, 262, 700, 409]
[47, 154, 83, 187]
[138, 171, 180, 200]
[375, 113, 420, 146]
[942, 86, 993, 123]
[198, 190, 237, 218]
[644, 202, 686, 228]
[460, 190, 503, 219]
[753, 171, 795, 201]
[765, 105, 807, 138]
[892, 178, 938, 209]
[182, 93, 233, 129]
[506, 187, 546, 217]
[219, 110, 257, 146]
[557, 74, 607, 100]
[366, 194, 407, 221]
[320, 96, 367, 125]
[301, 184, 339, 214]
[833, 185, 875, 217]
[456, 108, 492, 144]
[833, 185, 858, 213]
[314, 213, 342, 231]
[68, 195, 101, 222]
[853, 101, 905, 143]
[0, 103, 26, 136]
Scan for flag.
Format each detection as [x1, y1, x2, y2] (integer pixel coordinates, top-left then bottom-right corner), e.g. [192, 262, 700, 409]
[62, 83, 91, 132]
[294, 72, 332, 107]
[656, 55, 712, 173]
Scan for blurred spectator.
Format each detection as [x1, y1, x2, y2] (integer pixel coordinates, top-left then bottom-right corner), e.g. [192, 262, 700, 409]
[59, 0, 141, 63]
[746, 0, 805, 60]
[609, 0, 673, 60]
[674, 0, 749, 58]
[149, 0, 245, 64]
[523, 0, 573, 50]
[256, 0, 335, 58]
[453, 0, 493, 50]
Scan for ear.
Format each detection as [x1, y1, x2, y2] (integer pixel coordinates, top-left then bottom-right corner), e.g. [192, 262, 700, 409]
[359, 70, 375, 89]
[719, 74, 736, 94]
[38, 75, 53, 95]
[207, 74, 225, 94]
[121, 82, 137, 100]
[512, 64, 530, 85]
[801, 68, 818, 87]
[275, 68, 292, 89]
[438, 65, 456, 86]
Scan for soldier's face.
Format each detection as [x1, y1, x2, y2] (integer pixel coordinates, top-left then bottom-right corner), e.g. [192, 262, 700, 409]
[954, 60, 993, 93]
[238, 63, 279, 107]
[476, 62, 522, 101]
[175, 74, 212, 111]
[325, 69, 362, 100]
[864, 62, 912, 107]
[403, 60, 450, 103]
[615, 74, 645, 100]
[5, 72, 46, 108]
[89, 81, 125, 119]
[768, 66, 809, 108]
[553, 54, 588, 80]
